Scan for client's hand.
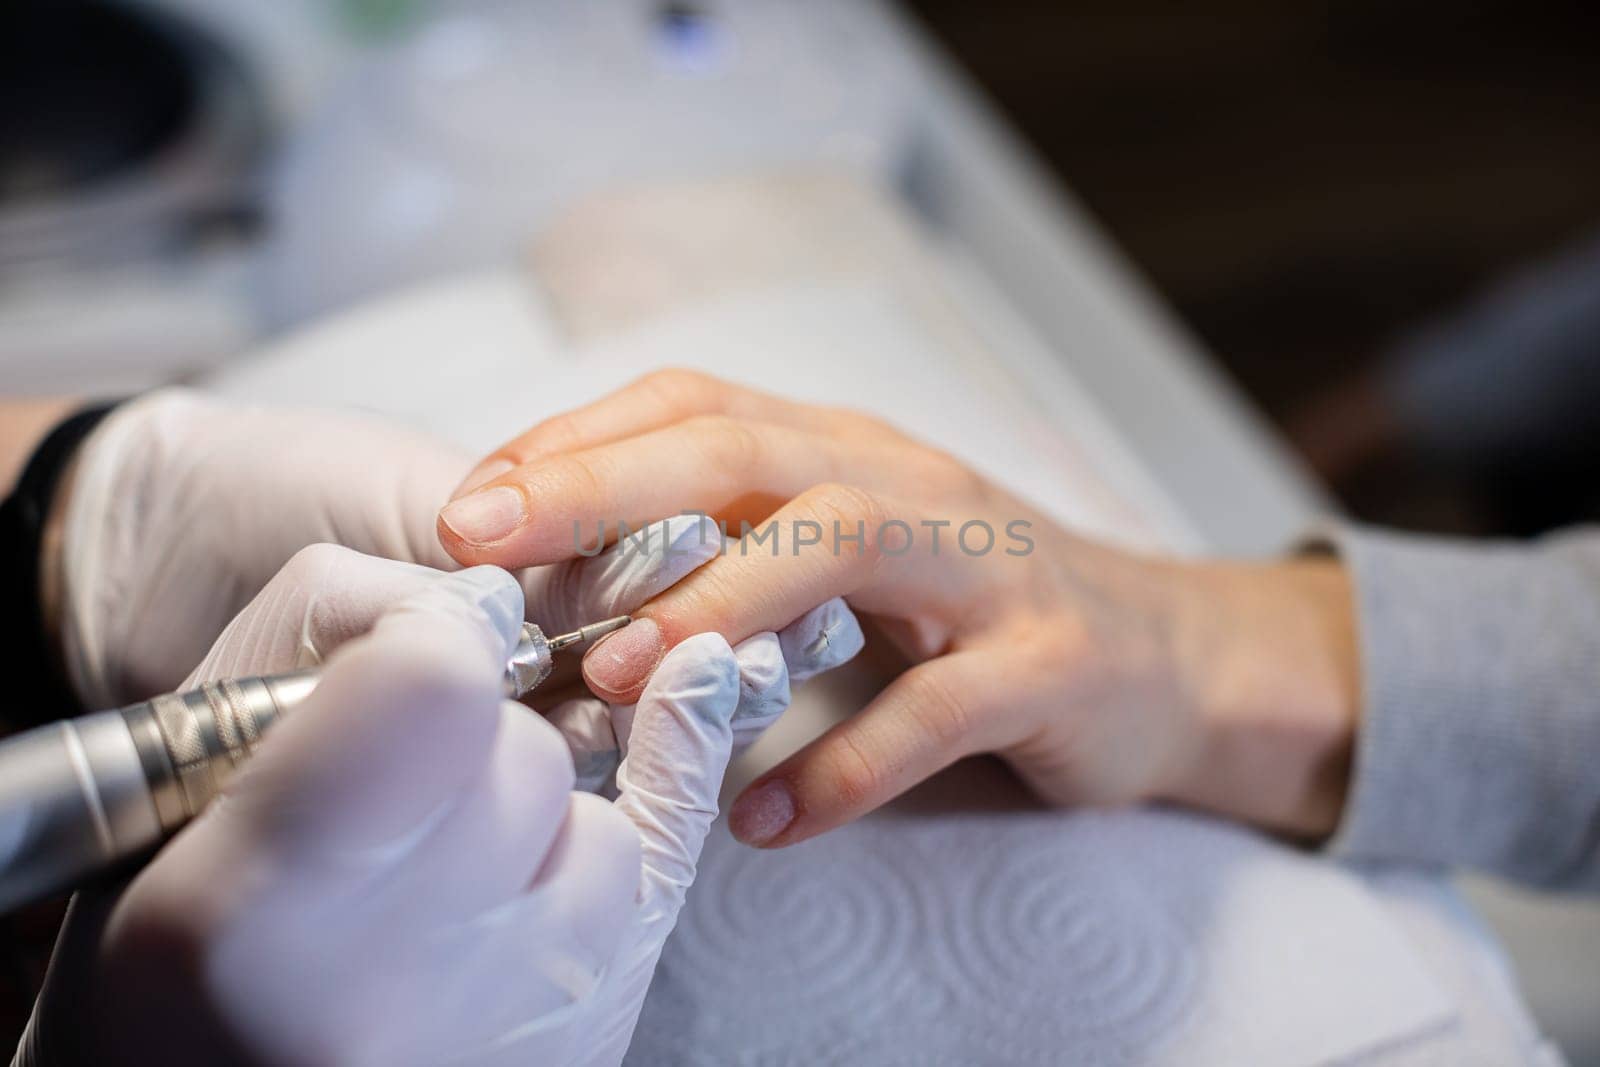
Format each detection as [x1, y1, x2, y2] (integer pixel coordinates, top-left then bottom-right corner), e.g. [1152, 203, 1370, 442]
[438, 370, 1362, 847]
[22, 546, 786, 1066]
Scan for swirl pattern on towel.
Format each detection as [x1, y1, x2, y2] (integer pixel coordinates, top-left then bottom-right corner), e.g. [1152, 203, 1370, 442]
[630, 814, 1202, 1065]
[626, 809, 1455, 1066]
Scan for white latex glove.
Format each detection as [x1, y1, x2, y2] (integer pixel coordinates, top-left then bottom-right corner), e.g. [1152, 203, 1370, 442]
[550, 595, 864, 793]
[57, 389, 476, 706]
[55, 389, 853, 711]
[21, 545, 801, 1066]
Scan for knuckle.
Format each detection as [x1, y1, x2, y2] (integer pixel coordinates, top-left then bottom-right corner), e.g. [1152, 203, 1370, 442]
[937, 453, 986, 497]
[801, 483, 886, 569]
[280, 542, 349, 585]
[547, 451, 612, 507]
[823, 728, 886, 811]
[527, 411, 586, 456]
[1044, 614, 1099, 680]
[1001, 610, 1095, 695]
[823, 405, 899, 441]
[684, 413, 764, 475]
[856, 411, 906, 441]
[805, 482, 885, 528]
[640, 367, 723, 416]
[903, 668, 979, 751]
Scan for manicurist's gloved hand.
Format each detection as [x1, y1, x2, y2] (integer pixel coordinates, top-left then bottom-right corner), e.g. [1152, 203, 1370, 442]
[52, 389, 476, 707]
[20, 545, 796, 1066]
[550, 593, 863, 794]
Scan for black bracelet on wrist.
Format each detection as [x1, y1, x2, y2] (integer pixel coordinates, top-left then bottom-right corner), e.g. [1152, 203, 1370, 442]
[0, 402, 121, 731]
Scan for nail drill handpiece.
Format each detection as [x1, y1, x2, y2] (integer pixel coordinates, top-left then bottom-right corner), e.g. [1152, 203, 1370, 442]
[0, 615, 630, 912]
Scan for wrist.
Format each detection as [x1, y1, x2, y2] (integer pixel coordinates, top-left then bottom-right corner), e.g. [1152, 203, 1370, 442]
[0, 401, 121, 726]
[1164, 555, 1360, 838]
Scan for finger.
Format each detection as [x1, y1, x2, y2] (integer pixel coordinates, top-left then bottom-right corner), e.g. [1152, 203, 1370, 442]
[520, 513, 722, 635]
[221, 566, 524, 863]
[545, 696, 620, 794]
[589, 634, 740, 1065]
[729, 632, 789, 748]
[361, 792, 638, 1067]
[610, 633, 739, 919]
[358, 701, 577, 921]
[580, 484, 983, 703]
[437, 416, 937, 567]
[524, 791, 639, 964]
[727, 602, 868, 751]
[729, 649, 1000, 848]
[426, 793, 641, 1058]
[452, 369, 852, 497]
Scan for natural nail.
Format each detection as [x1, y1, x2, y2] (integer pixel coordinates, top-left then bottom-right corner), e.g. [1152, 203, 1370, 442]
[438, 486, 527, 545]
[583, 617, 663, 697]
[451, 457, 516, 500]
[730, 779, 797, 846]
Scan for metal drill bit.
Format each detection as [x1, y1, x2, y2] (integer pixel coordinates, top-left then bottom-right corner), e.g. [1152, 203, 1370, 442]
[549, 615, 632, 652]
[505, 615, 632, 697]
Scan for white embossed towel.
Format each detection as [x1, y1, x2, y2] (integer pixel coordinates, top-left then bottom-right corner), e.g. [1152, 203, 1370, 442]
[626, 809, 1454, 1065]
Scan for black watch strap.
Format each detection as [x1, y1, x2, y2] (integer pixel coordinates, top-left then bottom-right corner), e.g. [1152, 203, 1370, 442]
[0, 402, 121, 731]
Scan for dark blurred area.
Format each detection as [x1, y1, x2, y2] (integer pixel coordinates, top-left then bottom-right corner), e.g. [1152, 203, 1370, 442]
[906, 1, 1600, 538]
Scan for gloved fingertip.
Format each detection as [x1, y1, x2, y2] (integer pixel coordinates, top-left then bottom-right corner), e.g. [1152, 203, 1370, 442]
[390, 565, 526, 661]
[546, 696, 622, 794]
[663, 512, 722, 555]
[446, 565, 526, 652]
[781, 598, 865, 684]
[731, 633, 790, 726]
[643, 513, 724, 589]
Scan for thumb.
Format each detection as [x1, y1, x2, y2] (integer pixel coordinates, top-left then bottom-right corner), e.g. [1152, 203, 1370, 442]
[182, 544, 446, 687]
[581, 634, 738, 1065]
[611, 633, 739, 922]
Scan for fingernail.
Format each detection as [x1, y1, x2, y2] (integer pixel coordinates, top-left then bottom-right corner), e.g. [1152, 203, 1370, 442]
[583, 617, 663, 697]
[451, 457, 516, 499]
[438, 486, 527, 545]
[730, 779, 797, 846]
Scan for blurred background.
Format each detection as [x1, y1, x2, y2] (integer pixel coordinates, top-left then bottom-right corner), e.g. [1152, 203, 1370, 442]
[909, 1, 1600, 539]
[8, 1, 1599, 533]
[3, 0, 1599, 1061]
